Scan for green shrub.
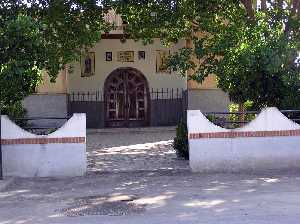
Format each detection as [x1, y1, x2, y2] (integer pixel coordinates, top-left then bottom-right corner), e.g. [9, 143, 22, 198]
[2, 101, 27, 127]
[228, 101, 256, 128]
[206, 114, 217, 122]
[173, 120, 189, 160]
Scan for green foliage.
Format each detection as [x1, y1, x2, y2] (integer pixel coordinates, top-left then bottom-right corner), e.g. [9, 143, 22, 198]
[167, 48, 196, 77]
[2, 101, 26, 119]
[228, 101, 256, 128]
[189, 3, 300, 109]
[0, 15, 44, 107]
[112, 0, 300, 109]
[111, 0, 195, 44]
[2, 101, 27, 127]
[228, 101, 255, 119]
[173, 120, 189, 160]
[206, 114, 218, 123]
[0, 0, 111, 109]
[227, 103, 241, 126]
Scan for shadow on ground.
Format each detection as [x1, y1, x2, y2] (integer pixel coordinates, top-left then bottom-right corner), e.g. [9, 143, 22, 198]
[86, 128, 189, 173]
[2, 128, 300, 223]
[1, 170, 300, 224]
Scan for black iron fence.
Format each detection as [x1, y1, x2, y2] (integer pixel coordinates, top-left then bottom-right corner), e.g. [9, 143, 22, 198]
[68, 91, 104, 102]
[68, 88, 187, 128]
[68, 88, 186, 101]
[204, 110, 300, 129]
[150, 88, 187, 126]
[68, 91, 104, 128]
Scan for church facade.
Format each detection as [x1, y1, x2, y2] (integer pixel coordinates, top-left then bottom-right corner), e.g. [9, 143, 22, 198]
[23, 12, 230, 128]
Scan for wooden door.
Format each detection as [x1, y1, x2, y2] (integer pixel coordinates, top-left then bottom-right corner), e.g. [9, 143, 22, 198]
[104, 68, 149, 127]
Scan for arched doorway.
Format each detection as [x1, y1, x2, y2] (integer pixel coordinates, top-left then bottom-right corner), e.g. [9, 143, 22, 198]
[104, 67, 150, 127]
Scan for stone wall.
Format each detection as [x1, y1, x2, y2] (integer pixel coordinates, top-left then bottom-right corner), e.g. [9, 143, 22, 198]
[23, 94, 68, 127]
[188, 89, 230, 112]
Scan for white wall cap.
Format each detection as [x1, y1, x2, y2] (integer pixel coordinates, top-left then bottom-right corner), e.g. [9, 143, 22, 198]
[1, 113, 86, 139]
[49, 113, 86, 138]
[1, 115, 37, 139]
[187, 110, 228, 133]
[187, 107, 300, 134]
[237, 107, 300, 131]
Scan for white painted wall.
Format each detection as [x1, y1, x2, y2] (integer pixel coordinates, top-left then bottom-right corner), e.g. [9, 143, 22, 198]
[188, 107, 300, 172]
[1, 114, 87, 177]
[67, 38, 187, 95]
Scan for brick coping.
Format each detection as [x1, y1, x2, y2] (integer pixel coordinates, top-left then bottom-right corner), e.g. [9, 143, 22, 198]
[1, 137, 85, 145]
[189, 129, 300, 139]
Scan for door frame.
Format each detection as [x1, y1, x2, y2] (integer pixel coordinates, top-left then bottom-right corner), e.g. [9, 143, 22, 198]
[104, 67, 150, 128]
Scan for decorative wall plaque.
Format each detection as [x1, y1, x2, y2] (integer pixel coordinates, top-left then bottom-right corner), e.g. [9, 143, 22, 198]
[106, 52, 112, 61]
[117, 51, 134, 62]
[156, 50, 171, 73]
[138, 51, 145, 60]
[81, 52, 95, 77]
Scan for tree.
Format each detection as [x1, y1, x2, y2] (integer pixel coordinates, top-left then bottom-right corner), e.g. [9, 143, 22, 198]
[0, 0, 111, 112]
[112, 0, 300, 109]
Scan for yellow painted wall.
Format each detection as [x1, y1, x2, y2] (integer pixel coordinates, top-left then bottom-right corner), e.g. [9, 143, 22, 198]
[36, 69, 67, 94]
[186, 32, 219, 90]
[67, 38, 187, 94]
[36, 33, 222, 94]
[188, 74, 218, 90]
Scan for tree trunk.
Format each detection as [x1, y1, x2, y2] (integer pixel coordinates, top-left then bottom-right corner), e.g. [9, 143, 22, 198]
[292, 0, 300, 16]
[278, 0, 284, 9]
[261, 0, 267, 11]
[241, 0, 255, 19]
[285, 0, 300, 34]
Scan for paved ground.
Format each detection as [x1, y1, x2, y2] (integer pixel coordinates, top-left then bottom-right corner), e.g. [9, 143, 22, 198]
[0, 178, 14, 192]
[2, 171, 300, 223]
[86, 127, 188, 173]
[1, 128, 300, 224]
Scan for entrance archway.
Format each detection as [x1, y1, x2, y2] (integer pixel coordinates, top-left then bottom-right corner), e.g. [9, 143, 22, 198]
[104, 67, 150, 127]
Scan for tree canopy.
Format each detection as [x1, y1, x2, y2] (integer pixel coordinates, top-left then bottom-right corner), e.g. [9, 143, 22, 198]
[112, 0, 300, 109]
[1, 0, 300, 112]
[0, 0, 111, 110]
